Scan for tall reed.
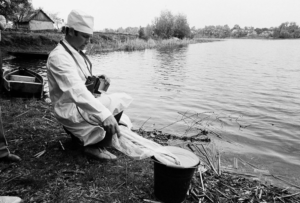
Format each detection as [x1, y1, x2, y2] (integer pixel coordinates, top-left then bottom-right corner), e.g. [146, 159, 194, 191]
[86, 38, 201, 55]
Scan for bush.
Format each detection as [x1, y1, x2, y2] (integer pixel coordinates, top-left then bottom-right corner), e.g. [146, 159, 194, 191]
[153, 10, 174, 39]
[152, 10, 191, 39]
[173, 14, 191, 39]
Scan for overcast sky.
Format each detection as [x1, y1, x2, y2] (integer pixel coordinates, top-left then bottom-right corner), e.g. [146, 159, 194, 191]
[32, 0, 300, 31]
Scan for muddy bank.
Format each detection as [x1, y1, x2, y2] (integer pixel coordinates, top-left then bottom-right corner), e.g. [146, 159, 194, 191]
[0, 96, 300, 202]
[0, 31, 62, 58]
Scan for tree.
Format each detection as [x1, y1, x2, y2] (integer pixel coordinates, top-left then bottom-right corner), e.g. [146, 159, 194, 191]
[279, 30, 291, 38]
[116, 27, 124, 33]
[0, 0, 11, 21]
[16, 1, 34, 22]
[232, 24, 241, 30]
[254, 28, 263, 35]
[104, 28, 114, 33]
[139, 25, 155, 40]
[173, 14, 190, 39]
[222, 25, 231, 38]
[124, 27, 139, 35]
[190, 26, 197, 38]
[153, 10, 174, 39]
[144, 24, 154, 39]
[294, 28, 300, 38]
[201, 25, 216, 37]
[287, 22, 298, 33]
[138, 26, 146, 39]
[275, 22, 296, 38]
[0, 0, 33, 22]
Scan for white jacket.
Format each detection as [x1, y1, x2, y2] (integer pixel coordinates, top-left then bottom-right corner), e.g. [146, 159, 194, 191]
[47, 39, 132, 145]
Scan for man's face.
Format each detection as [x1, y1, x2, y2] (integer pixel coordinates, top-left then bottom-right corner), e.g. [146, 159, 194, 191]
[73, 30, 92, 50]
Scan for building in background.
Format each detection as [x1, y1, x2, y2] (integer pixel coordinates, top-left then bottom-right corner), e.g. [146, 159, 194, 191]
[15, 9, 54, 30]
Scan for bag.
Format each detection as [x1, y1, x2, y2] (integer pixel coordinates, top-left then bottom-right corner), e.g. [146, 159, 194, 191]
[85, 76, 100, 94]
[60, 40, 101, 94]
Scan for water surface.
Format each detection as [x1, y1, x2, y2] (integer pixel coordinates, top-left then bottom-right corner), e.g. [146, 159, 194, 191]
[4, 39, 300, 186]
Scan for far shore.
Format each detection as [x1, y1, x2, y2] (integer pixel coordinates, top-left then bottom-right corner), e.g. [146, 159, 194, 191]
[1, 31, 221, 59]
[3, 30, 298, 60]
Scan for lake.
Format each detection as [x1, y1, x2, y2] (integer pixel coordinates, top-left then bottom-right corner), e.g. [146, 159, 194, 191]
[4, 39, 300, 187]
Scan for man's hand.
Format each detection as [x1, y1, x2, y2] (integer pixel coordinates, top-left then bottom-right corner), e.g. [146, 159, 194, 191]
[103, 115, 121, 138]
[88, 114, 120, 138]
[89, 114, 121, 137]
[88, 114, 121, 147]
[98, 74, 110, 85]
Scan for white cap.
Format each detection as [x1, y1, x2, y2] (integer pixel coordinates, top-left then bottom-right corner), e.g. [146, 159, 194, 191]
[66, 10, 94, 34]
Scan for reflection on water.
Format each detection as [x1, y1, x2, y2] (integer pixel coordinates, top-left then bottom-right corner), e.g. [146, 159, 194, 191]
[4, 57, 47, 71]
[4, 39, 300, 186]
[153, 47, 188, 93]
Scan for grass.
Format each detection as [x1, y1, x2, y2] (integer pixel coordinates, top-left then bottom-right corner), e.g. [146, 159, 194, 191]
[1, 31, 62, 54]
[87, 38, 219, 54]
[1, 31, 220, 56]
[0, 96, 156, 202]
[1, 94, 300, 202]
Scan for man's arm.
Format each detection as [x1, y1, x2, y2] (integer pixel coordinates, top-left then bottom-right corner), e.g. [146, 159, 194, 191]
[47, 53, 112, 120]
[47, 52, 121, 137]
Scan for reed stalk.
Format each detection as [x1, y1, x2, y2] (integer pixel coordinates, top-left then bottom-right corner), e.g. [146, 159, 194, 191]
[86, 38, 204, 54]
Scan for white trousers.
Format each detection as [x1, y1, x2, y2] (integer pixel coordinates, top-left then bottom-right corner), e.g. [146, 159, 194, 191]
[62, 92, 133, 146]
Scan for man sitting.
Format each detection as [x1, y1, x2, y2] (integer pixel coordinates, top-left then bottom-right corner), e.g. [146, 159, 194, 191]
[47, 10, 132, 160]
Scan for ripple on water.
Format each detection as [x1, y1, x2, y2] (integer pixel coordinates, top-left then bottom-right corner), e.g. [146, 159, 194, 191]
[4, 39, 300, 185]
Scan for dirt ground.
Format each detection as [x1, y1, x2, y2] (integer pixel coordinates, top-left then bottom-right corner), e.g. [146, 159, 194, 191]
[1, 95, 300, 203]
[0, 96, 156, 202]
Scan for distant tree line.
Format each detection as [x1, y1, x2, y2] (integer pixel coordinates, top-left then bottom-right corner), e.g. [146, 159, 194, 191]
[104, 10, 191, 40]
[106, 12, 300, 40]
[3, 2, 299, 41]
[195, 22, 300, 39]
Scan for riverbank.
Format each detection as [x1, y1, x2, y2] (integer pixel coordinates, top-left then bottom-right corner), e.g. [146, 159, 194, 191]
[0, 31, 61, 56]
[86, 37, 221, 54]
[0, 95, 300, 202]
[0, 31, 220, 58]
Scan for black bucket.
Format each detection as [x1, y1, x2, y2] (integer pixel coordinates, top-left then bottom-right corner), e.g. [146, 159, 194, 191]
[153, 146, 199, 203]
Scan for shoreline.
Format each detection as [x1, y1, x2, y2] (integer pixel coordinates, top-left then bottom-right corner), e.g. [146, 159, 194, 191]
[0, 95, 300, 202]
[2, 30, 298, 60]
[1, 31, 220, 59]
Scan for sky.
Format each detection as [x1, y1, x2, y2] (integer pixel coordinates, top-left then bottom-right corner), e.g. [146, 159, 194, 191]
[32, 0, 300, 31]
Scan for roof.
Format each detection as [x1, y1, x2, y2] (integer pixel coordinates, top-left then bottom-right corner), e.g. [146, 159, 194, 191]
[19, 9, 55, 23]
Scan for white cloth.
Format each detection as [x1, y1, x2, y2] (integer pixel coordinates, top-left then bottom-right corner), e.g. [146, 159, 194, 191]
[112, 126, 181, 166]
[47, 39, 133, 146]
[66, 10, 94, 34]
